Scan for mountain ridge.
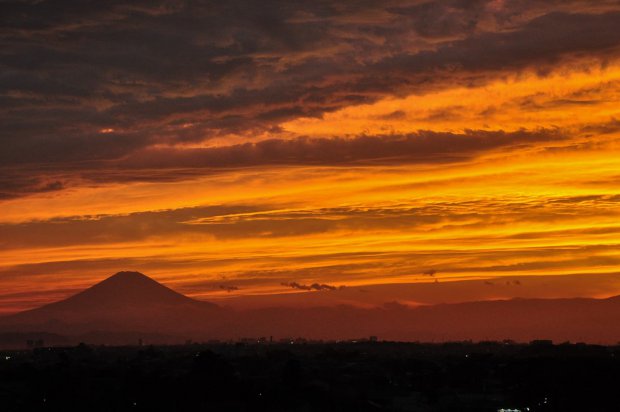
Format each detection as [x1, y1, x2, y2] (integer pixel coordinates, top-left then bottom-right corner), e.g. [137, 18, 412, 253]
[0, 271, 222, 336]
[3, 271, 620, 346]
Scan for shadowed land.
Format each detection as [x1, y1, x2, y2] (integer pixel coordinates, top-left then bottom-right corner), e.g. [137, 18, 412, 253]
[2, 272, 620, 348]
[1, 340, 619, 411]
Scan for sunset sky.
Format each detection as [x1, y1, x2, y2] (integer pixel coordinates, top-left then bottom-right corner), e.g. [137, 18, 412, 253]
[3, 0, 620, 314]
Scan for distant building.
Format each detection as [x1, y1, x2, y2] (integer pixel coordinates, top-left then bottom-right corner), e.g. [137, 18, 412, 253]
[26, 339, 44, 348]
[530, 339, 553, 346]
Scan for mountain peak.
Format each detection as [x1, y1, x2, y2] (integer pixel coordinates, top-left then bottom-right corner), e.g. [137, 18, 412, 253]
[111, 271, 150, 279]
[99, 271, 161, 288]
[74, 271, 195, 307]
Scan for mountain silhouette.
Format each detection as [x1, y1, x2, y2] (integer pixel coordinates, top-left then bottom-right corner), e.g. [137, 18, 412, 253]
[46, 271, 209, 309]
[0, 271, 223, 336]
[3, 271, 620, 346]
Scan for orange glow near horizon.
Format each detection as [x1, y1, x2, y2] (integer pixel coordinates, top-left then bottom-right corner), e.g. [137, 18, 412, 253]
[3, 128, 620, 313]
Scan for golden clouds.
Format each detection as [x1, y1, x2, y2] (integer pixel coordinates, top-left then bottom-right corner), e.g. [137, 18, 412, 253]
[283, 64, 620, 136]
[3, 128, 620, 312]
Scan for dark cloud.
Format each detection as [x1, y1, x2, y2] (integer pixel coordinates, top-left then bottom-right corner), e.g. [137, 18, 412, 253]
[376, 11, 620, 77]
[375, 110, 407, 120]
[2, 1, 620, 196]
[484, 279, 522, 286]
[120, 129, 563, 169]
[0, 128, 565, 199]
[281, 282, 343, 291]
[0, 174, 65, 200]
[582, 118, 620, 135]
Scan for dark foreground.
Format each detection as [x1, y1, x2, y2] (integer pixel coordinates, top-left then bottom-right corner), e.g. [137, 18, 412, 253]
[2, 341, 620, 412]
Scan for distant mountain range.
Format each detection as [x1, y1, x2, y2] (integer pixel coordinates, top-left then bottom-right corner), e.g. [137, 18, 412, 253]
[2, 271, 620, 348]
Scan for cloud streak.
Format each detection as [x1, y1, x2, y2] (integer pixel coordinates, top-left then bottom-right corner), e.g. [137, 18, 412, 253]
[0, 128, 565, 198]
[281, 282, 344, 291]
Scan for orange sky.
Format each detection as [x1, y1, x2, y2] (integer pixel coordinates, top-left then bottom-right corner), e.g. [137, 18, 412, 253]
[2, 1, 620, 314]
